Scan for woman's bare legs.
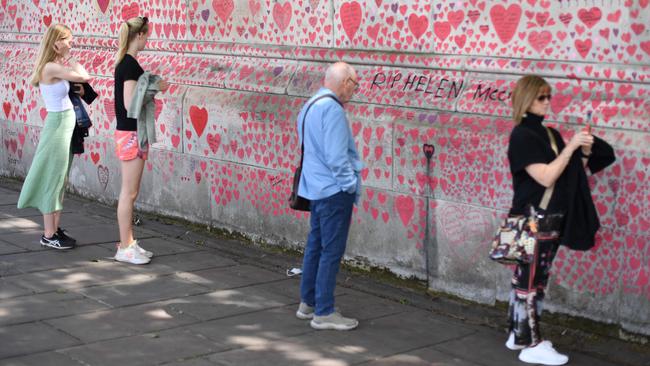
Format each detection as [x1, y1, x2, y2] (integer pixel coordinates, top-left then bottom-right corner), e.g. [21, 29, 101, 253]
[117, 158, 145, 248]
[43, 212, 57, 238]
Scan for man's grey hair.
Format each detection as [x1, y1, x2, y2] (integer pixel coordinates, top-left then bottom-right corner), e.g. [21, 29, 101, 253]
[325, 62, 354, 86]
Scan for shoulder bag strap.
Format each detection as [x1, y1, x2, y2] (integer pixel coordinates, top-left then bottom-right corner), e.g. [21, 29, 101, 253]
[539, 127, 559, 210]
[298, 94, 341, 167]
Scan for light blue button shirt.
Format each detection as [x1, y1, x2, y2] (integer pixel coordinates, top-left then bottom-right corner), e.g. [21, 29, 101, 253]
[297, 88, 363, 202]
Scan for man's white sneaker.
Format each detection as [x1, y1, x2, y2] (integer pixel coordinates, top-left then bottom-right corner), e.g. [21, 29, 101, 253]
[296, 302, 314, 320]
[133, 240, 153, 258]
[115, 243, 151, 265]
[310, 311, 358, 331]
[505, 331, 526, 350]
[519, 340, 569, 366]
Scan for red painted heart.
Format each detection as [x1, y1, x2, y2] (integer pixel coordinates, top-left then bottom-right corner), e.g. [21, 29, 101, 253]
[489, 4, 522, 44]
[273, 2, 292, 32]
[433, 21, 451, 41]
[340, 1, 362, 41]
[96, 0, 109, 13]
[213, 0, 234, 23]
[394, 194, 415, 227]
[189, 105, 208, 138]
[408, 13, 428, 40]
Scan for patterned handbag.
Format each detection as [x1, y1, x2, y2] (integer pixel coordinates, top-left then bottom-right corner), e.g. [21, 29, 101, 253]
[489, 127, 559, 265]
[488, 207, 539, 264]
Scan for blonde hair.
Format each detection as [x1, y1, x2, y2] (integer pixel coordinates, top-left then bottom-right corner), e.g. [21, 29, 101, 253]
[115, 16, 149, 67]
[511, 75, 551, 124]
[30, 24, 71, 86]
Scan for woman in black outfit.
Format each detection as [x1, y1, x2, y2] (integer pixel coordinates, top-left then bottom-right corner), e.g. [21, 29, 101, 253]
[505, 75, 594, 366]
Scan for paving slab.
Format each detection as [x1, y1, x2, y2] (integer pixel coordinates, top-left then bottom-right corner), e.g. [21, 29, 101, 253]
[0, 213, 118, 251]
[0, 193, 18, 205]
[430, 329, 556, 366]
[0, 351, 84, 366]
[0, 279, 33, 299]
[431, 329, 627, 366]
[256, 277, 348, 301]
[57, 223, 158, 246]
[0, 245, 116, 276]
[0, 323, 80, 359]
[162, 283, 297, 321]
[4, 260, 143, 293]
[176, 264, 286, 290]
[60, 327, 223, 366]
[126, 215, 211, 242]
[57, 211, 114, 226]
[202, 335, 369, 366]
[0, 217, 153, 247]
[75, 273, 210, 307]
[314, 310, 477, 362]
[185, 305, 314, 347]
[59, 198, 118, 219]
[125, 249, 238, 275]
[98, 236, 204, 257]
[0, 240, 26, 255]
[566, 337, 650, 366]
[45, 300, 199, 343]
[334, 288, 413, 321]
[161, 358, 216, 366]
[361, 347, 483, 366]
[0, 290, 109, 326]
[0, 233, 40, 253]
[0, 217, 41, 234]
[0, 206, 45, 219]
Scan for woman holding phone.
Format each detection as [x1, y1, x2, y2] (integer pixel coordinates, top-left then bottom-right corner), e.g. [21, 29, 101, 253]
[18, 24, 91, 249]
[505, 75, 595, 365]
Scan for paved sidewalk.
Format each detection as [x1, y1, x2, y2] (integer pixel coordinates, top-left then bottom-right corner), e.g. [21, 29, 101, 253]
[0, 181, 647, 366]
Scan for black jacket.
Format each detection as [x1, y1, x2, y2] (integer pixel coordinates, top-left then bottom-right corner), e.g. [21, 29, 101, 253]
[69, 83, 98, 154]
[562, 136, 616, 250]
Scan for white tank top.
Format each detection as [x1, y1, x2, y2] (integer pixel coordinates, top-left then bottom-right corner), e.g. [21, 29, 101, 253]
[39, 80, 73, 112]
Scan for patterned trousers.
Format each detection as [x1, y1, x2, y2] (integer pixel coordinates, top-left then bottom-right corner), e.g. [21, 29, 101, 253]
[507, 238, 560, 347]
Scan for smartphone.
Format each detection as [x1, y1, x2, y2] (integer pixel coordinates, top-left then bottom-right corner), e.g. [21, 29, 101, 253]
[584, 111, 592, 134]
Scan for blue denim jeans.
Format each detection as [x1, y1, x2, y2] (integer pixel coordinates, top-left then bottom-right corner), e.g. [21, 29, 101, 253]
[300, 191, 355, 316]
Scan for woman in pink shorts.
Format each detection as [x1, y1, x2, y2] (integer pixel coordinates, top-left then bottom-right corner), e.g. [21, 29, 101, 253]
[113, 16, 168, 264]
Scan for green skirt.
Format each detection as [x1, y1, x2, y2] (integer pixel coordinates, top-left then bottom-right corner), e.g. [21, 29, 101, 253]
[17, 109, 74, 214]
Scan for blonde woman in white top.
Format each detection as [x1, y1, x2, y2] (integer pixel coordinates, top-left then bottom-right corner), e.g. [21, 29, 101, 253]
[18, 24, 90, 249]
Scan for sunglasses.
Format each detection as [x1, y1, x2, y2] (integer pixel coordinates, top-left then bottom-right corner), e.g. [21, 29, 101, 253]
[536, 94, 552, 102]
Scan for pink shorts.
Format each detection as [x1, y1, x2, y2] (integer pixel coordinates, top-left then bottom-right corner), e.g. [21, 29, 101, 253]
[114, 130, 148, 161]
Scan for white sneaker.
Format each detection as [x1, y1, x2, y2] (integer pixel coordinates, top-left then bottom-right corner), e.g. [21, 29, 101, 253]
[310, 311, 358, 331]
[505, 332, 526, 350]
[296, 302, 314, 320]
[519, 340, 569, 365]
[133, 240, 153, 258]
[114, 243, 151, 265]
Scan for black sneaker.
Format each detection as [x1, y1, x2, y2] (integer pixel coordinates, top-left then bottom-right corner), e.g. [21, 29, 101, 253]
[57, 227, 77, 246]
[40, 234, 74, 250]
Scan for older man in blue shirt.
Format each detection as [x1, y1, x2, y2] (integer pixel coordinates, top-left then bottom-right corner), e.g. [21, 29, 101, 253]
[295, 62, 363, 331]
